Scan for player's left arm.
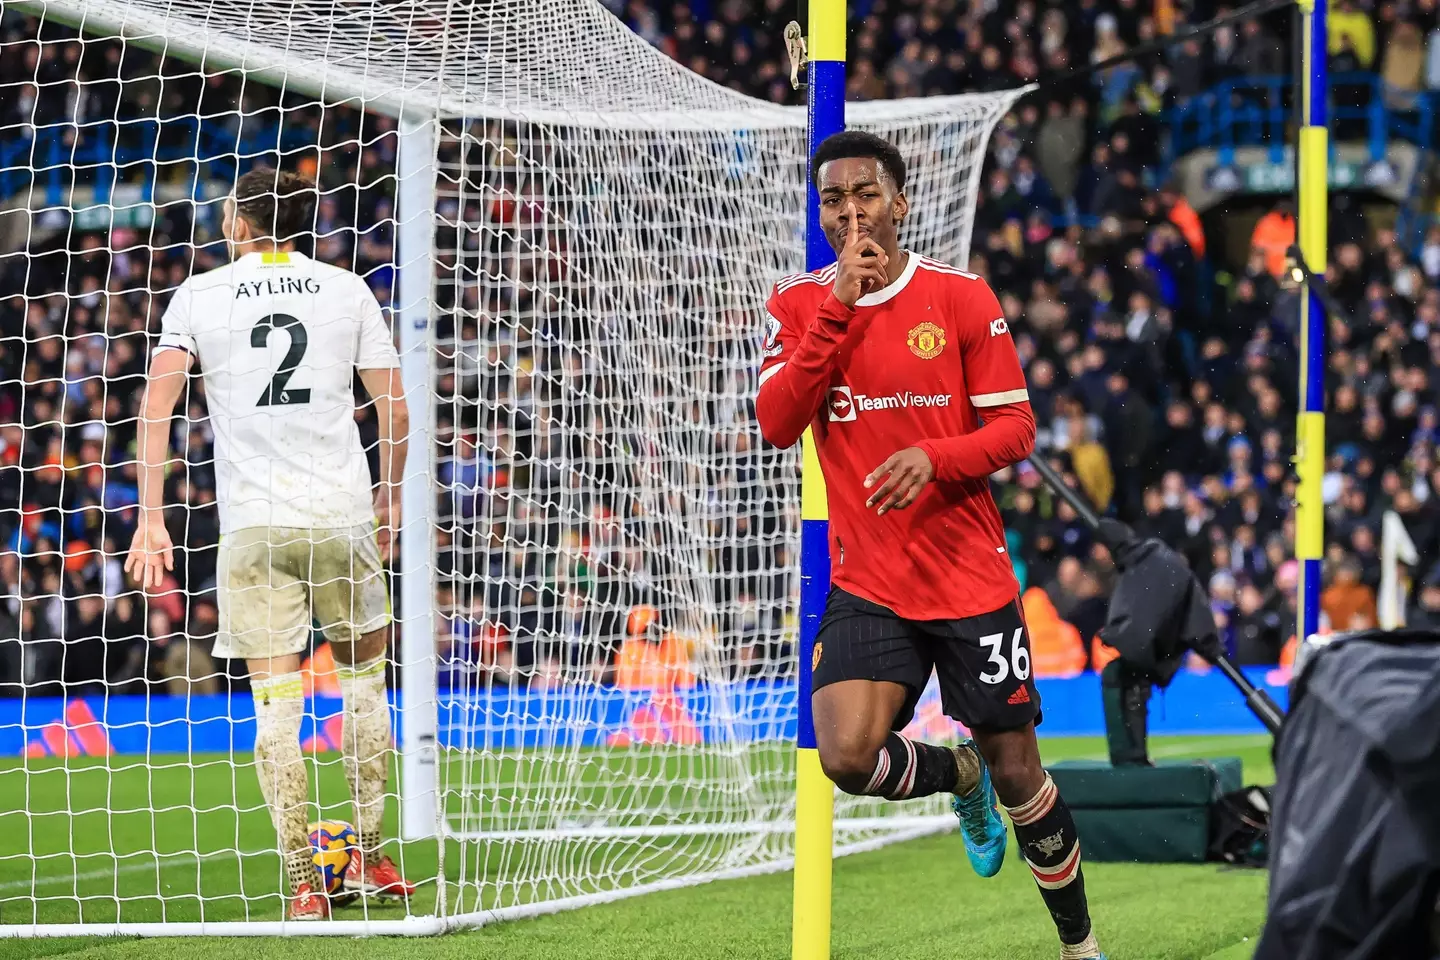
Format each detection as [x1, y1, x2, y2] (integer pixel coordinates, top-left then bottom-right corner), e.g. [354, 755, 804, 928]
[864, 278, 1035, 515]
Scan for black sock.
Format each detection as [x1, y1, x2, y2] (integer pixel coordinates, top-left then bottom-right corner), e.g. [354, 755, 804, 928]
[1006, 774, 1093, 946]
[861, 733, 958, 800]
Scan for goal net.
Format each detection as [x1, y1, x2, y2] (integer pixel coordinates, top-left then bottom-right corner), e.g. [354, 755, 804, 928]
[0, 0, 1025, 936]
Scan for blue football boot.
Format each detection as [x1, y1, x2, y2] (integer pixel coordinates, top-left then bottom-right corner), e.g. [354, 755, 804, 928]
[949, 738, 1007, 878]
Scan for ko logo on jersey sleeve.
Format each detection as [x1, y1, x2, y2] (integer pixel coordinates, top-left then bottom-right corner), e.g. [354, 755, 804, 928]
[763, 313, 784, 358]
[828, 386, 857, 422]
[989, 318, 1009, 337]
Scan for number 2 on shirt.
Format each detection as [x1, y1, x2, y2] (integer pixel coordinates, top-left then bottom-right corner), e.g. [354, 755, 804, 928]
[251, 313, 312, 406]
[978, 628, 1030, 684]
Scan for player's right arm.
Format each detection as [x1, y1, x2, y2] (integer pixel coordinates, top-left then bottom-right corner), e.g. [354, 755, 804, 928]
[125, 302, 195, 590]
[755, 209, 887, 448]
[358, 367, 407, 561]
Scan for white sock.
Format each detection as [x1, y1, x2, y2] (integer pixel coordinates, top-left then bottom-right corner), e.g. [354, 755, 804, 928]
[252, 672, 314, 894]
[338, 655, 391, 867]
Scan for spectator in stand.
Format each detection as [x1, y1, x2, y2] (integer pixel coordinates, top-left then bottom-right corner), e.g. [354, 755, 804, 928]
[1092, 14, 1139, 120]
[1239, 19, 1285, 78]
[1035, 98, 1087, 210]
[1322, 558, 1378, 632]
[1425, 20, 1440, 89]
[1408, 575, 1440, 628]
[1251, 202, 1298, 281]
[1330, 0, 1377, 68]
[1209, 22, 1241, 84]
[1382, 20, 1425, 94]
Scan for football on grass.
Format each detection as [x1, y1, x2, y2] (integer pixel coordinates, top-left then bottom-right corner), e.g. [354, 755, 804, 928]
[308, 820, 359, 895]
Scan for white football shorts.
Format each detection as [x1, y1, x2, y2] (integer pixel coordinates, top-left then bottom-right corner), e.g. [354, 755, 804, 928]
[214, 525, 390, 661]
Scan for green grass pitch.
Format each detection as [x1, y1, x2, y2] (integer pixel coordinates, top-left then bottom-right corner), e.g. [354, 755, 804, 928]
[0, 734, 1270, 960]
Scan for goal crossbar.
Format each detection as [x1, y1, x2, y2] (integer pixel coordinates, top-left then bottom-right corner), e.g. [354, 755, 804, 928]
[11, 0, 1025, 129]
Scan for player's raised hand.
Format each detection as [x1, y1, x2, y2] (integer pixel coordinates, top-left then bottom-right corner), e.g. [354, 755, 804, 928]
[124, 514, 175, 591]
[832, 200, 889, 307]
[864, 447, 935, 516]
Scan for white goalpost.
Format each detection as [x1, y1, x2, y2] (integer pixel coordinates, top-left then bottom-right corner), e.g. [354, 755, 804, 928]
[0, 0, 1025, 936]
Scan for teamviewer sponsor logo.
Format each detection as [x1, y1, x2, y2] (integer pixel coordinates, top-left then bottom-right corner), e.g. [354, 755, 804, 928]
[856, 392, 952, 411]
[829, 386, 951, 421]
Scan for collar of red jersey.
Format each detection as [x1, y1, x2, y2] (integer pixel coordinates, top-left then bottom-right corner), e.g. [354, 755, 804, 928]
[854, 249, 920, 307]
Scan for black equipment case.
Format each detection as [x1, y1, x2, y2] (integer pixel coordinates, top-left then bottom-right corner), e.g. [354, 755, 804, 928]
[1256, 629, 1440, 960]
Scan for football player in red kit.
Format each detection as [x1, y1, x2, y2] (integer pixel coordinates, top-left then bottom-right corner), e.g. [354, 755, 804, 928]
[756, 131, 1103, 960]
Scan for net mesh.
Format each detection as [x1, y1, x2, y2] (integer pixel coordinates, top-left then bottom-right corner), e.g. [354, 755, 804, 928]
[0, 0, 1025, 932]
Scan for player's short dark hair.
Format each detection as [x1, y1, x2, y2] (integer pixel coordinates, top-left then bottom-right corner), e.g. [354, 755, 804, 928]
[810, 131, 907, 192]
[233, 166, 316, 242]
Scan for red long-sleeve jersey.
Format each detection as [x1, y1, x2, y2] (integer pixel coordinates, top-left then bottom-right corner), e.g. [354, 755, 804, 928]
[756, 252, 1035, 620]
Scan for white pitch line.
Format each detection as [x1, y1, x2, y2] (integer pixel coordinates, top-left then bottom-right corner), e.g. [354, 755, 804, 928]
[0, 849, 242, 893]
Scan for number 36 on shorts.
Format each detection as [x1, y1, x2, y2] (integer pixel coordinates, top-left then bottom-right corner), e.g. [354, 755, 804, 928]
[977, 628, 1030, 685]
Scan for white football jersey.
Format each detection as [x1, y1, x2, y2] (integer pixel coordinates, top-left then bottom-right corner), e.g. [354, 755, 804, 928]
[156, 251, 401, 535]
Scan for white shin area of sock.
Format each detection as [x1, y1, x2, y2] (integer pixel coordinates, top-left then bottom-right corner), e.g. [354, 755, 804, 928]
[252, 672, 313, 893]
[337, 655, 390, 866]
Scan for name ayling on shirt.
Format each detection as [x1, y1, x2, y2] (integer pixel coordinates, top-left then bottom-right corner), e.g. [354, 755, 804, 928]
[234, 277, 323, 299]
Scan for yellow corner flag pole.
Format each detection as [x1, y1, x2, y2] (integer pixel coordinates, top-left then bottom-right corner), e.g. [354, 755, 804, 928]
[792, 1, 844, 958]
[1295, 0, 1326, 644]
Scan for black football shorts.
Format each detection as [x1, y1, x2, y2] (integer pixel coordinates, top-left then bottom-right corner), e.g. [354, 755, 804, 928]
[811, 586, 1042, 732]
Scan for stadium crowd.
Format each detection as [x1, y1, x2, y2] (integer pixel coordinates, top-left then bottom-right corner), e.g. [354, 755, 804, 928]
[1, 0, 1437, 697]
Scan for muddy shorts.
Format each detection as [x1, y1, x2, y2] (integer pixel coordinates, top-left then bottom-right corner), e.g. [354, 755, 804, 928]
[214, 525, 390, 661]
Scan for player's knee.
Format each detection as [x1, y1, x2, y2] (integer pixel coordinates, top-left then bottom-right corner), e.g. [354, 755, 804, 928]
[986, 750, 1043, 804]
[818, 734, 882, 794]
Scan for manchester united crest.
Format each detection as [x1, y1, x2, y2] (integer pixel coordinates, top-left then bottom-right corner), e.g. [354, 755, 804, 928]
[812, 642, 823, 672]
[907, 321, 946, 359]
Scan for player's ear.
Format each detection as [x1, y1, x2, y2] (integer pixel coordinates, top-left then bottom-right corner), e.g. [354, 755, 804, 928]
[892, 190, 909, 225]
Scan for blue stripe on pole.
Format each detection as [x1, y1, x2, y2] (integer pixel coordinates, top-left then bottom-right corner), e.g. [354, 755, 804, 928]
[1301, 556, 1322, 641]
[806, 59, 846, 273]
[1309, 2, 1328, 128]
[1305, 290, 1326, 411]
[797, 518, 832, 750]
